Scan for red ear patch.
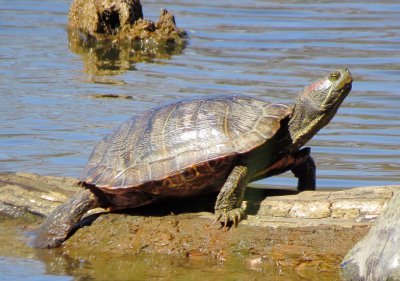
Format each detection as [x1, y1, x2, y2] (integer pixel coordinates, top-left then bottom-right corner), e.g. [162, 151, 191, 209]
[304, 79, 330, 95]
[305, 80, 323, 93]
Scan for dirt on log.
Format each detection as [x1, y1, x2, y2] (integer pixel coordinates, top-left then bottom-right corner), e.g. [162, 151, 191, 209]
[1, 172, 398, 273]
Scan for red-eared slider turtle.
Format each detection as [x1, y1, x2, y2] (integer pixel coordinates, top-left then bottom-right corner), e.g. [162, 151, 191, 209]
[33, 68, 352, 248]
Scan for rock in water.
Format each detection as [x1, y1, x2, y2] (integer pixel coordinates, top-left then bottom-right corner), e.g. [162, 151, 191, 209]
[341, 191, 400, 281]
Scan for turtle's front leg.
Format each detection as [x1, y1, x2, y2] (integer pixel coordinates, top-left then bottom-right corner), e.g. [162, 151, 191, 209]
[291, 147, 316, 191]
[214, 165, 249, 228]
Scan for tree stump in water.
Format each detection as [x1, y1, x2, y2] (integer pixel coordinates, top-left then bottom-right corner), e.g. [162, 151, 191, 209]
[67, 0, 186, 75]
[68, 0, 144, 38]
[68, 0, 185, 43]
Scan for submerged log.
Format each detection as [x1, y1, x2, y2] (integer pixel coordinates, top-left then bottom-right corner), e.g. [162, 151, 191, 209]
[0, 172, 398, 275]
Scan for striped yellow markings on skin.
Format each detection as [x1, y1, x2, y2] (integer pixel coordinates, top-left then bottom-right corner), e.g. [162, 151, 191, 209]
[224, 166, 248, 206]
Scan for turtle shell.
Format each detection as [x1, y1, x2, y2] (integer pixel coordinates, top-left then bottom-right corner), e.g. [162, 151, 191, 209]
[81, 95, 292, 207]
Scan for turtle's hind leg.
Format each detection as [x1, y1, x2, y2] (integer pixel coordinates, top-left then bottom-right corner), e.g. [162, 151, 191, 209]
[33, 188, 102, 248]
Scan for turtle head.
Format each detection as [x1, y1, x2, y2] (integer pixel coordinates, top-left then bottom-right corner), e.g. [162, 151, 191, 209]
[288, 68, 353, 151]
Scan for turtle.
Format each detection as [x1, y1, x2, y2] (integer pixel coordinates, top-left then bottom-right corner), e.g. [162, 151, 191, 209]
[33, 67, 353, 248]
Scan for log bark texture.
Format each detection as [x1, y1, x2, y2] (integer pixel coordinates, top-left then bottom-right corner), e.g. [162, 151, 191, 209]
[341, 190, 400, 281]
[1, 172, 398, 276]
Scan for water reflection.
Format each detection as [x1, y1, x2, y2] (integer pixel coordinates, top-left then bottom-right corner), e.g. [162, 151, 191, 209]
[33, 247, 339, 281]
[0, 257, 72, 281]
[68, 28, 186, 76]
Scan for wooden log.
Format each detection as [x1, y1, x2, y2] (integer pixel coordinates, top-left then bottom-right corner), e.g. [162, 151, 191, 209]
[341, 190, 400, 281]
[0, 172, 78, 218]
[1, 172, 394, 221]
[0, 172, 398, 276]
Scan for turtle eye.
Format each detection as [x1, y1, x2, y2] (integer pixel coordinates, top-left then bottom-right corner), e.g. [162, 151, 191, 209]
[330, 71, 341, 81]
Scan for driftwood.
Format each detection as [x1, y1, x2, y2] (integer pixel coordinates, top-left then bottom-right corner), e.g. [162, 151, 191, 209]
[0, 172, 398, 277]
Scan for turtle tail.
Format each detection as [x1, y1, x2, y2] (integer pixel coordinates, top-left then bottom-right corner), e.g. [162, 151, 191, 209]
[32, 188, 104, 248]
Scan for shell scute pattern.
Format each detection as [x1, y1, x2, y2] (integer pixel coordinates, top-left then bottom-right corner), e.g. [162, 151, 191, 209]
[81, 95, 292, 192]
[255, 103, 293, 139]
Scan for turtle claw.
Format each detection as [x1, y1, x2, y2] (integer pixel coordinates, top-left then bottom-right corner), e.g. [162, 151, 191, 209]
[213, 213, 222, 225]
[214, 208, 245, 229]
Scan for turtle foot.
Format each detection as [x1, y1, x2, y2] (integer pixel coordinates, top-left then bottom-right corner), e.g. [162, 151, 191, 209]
[214, 208, 245, 229]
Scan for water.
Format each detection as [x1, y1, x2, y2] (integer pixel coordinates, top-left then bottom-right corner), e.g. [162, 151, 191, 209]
[0, 257, 72, 281]
[1, 0, 399, 189]
[0, 0, 399, 279]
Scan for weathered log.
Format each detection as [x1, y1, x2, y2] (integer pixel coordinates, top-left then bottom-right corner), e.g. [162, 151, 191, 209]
[0, 172, 398, 276]
[1, 172, 393, 221]
[0, 172, 78, 218]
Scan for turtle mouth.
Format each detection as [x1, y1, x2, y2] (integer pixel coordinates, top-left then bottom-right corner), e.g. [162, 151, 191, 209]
[341, 82, 352, 95]
[322, 81, 352, 112]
